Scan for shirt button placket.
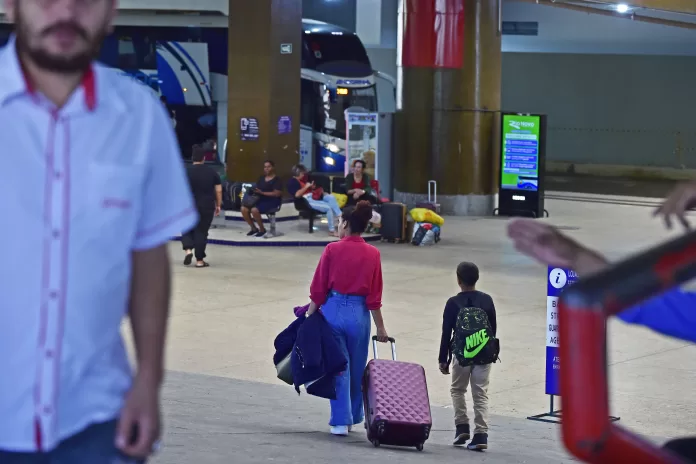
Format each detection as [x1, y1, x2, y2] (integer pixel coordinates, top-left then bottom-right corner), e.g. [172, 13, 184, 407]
[40, 116, 65, 443]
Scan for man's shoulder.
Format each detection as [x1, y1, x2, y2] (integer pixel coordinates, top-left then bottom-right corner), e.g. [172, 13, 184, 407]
[94, 64, 162, 113]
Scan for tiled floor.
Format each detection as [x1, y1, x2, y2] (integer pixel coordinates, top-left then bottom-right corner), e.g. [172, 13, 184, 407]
[137, 187, 696, 463]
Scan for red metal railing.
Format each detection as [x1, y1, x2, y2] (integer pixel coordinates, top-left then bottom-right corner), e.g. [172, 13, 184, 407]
[558, 231, 696, 463]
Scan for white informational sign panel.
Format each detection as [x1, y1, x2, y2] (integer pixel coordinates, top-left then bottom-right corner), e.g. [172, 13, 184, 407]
[545, 267, 577, 396]
[299, 126, 314, 171]
[344, 111, 379, 180]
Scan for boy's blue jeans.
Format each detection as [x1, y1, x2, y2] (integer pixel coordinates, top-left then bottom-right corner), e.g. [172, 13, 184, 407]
[321, 291, 371, 426]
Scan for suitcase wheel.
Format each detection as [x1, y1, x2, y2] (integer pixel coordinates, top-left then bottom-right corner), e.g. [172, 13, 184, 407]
[372, 439, 380, 448]
[416, 443, 424, 452]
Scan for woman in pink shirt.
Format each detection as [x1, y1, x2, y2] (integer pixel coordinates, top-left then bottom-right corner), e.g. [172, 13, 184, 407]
[306, 201, 390, 436]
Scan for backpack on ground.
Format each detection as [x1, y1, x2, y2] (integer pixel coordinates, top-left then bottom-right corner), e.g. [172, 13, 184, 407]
[222, 180, 238, 210]
[451, 297, 500, 367]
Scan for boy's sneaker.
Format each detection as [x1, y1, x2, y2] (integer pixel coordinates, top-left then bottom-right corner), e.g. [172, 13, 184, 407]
[255, 230, 267, 238]
[467, 433, 488, 451]
[246, 229, 258, 237]
[453, 424, 470, 446]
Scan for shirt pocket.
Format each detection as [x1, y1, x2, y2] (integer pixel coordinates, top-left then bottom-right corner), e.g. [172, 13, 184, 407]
[86, 163, 144, 241]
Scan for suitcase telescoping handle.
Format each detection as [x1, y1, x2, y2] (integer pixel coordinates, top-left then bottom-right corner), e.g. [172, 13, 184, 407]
[371, 336, 397, 361]
[428, 180, 437, 204]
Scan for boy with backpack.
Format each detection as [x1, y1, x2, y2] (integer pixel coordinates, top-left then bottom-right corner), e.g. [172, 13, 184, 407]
[439, 262, 499, 451]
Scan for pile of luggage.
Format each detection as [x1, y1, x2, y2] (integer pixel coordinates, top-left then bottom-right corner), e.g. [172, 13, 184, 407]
[410, 180, 443, 246]
[409, 207, 444, 246]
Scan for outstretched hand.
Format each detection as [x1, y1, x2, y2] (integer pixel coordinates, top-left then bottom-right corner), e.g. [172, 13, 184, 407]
[654, 181, 696, 230]
[507, 219, 580, 268]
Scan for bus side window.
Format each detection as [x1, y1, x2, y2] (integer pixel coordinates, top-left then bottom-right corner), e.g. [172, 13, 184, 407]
[300, 79, 317, 128]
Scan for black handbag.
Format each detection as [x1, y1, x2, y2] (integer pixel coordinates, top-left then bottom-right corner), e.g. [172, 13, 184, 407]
[241, 184, 259, 208]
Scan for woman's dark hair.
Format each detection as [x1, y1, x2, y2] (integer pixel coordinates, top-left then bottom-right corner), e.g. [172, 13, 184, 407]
[292, 164, 307, 177]
[353, 159, 366, 169]
[342, 200, 373, 234]
[264, 160, 275, 167]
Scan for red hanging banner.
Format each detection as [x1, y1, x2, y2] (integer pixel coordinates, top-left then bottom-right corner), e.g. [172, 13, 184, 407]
[400, 0, 464, 69]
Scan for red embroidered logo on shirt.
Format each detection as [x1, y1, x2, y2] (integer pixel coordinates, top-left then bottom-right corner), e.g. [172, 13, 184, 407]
[102, 198, 132, 209]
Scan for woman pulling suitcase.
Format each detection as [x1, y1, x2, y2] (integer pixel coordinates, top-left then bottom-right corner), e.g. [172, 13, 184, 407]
[305, 201, 390, 436]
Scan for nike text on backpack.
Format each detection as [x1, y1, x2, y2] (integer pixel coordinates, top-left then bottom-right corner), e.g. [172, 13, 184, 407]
[451, 299, 500, 366]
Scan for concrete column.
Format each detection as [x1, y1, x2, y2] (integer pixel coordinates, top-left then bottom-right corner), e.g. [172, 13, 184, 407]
[226, 0, 302, 183]
[356, 0, 383, 46]
[394, 0, 502, 215]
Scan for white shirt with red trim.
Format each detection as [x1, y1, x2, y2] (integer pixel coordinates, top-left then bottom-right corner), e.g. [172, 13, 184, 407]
[0, 38, 197, 452]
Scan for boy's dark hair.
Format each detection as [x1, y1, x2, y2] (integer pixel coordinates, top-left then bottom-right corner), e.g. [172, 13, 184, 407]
[191, 145, 206, 163]
[264, 160, 275, 167]
[456, 262, 479, 287]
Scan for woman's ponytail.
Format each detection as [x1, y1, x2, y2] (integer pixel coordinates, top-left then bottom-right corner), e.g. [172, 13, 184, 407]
[342, 200, 373, 234]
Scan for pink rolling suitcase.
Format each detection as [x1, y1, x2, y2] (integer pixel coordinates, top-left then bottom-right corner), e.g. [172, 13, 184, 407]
[362, 336, 432, 451]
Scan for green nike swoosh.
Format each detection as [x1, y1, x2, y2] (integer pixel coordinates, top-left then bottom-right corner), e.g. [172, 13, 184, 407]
[464, 342, 486, 359]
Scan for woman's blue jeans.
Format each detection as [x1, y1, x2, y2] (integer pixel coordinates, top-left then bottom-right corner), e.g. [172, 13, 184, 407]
[321, 291, 371, 426]
[305, 194, 342, 232]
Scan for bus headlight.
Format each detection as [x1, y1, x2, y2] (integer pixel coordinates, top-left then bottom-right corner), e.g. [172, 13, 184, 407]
[323, 157, 335, 166]
[326, 143, 340, 153]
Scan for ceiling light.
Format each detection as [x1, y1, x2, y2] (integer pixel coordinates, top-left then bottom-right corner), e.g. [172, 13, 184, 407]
[616, 4, 629, 13]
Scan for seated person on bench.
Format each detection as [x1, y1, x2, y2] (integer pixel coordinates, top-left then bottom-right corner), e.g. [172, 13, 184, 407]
[288, 164, 342, 236]
[345, 159, 377, 206]
[242, 160, 283, 238]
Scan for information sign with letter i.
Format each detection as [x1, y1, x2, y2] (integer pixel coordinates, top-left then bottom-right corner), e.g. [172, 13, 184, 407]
[545, 267, 576, 395]
[527, 267, 576, 424]
[527, 267, 620, 425]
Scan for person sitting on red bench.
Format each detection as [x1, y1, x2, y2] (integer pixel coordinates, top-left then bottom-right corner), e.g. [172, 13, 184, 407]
[345, 160, 378, 206]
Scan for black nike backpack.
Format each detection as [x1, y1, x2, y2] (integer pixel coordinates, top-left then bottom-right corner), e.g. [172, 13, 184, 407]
[451, 298, 500, 367]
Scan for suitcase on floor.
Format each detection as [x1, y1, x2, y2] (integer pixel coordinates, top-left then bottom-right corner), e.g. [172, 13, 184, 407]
[362, 337, 432, 451]
[415, 180, 440, 213]
[379, 202, 406, 242]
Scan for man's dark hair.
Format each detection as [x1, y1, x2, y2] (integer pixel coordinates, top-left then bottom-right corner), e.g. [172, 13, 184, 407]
[264, 160, 275, 167]
[456, 262, 479, 287]
[191, 145, 206, 163]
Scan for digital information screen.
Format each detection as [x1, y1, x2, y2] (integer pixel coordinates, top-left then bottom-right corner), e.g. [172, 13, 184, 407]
[500, 114, 541, 191]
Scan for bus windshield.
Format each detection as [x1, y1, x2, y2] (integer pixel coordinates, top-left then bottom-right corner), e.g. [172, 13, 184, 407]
[304, 32, 372, 77]
[324, 86, 378, 139]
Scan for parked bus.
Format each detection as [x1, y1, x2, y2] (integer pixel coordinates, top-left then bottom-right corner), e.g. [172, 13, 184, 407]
[0, 2, 395, 174]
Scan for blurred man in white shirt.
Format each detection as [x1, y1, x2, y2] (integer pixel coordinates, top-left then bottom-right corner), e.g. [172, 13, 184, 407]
[0, 0, 197, 462]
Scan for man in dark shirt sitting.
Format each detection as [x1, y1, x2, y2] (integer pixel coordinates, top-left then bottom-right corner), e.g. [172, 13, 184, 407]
[182, 146, 222, 267]
[438, 262, 497, 451]
[241, 160, 283, 238]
